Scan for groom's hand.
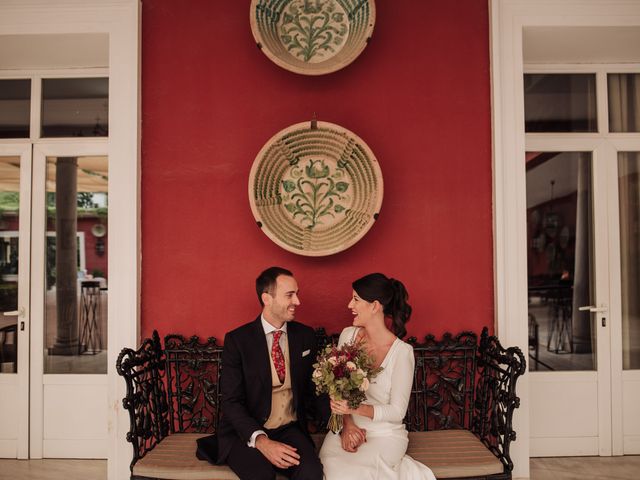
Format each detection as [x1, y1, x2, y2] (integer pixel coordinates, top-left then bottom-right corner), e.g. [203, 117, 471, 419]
[255, 435, 300, 468]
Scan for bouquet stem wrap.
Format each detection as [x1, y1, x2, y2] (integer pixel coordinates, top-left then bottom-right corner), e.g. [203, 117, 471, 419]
[328, 412, 343, 434]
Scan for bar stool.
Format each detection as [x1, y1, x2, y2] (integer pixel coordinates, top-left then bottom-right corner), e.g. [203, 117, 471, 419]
[79, 280, 103, 354]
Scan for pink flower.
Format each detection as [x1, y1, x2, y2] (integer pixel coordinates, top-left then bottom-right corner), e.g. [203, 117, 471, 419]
[359, 377, 370, 391]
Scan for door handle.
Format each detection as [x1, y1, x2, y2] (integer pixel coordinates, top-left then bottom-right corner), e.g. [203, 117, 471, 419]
[3, 306, 25, 317]
[578, 305, 608, 313]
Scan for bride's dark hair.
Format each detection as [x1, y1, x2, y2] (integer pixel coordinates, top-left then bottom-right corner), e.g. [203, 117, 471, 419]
[352, 273, 412, 339]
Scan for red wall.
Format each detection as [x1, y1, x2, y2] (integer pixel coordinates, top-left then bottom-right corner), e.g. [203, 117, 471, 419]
[141, 0, 494, 342]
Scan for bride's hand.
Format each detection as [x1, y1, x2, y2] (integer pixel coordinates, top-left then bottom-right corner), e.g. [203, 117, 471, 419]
[330, 399, 356, 415]
[340, 420, 366, 452]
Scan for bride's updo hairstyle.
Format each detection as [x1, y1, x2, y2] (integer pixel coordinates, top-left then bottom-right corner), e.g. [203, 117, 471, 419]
[352, 273, 412, 339]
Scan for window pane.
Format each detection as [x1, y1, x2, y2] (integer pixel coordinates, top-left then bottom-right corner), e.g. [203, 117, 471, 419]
[526, 152, 596, 371]
[44, 156, 108, 374]
[0, 79, 30, 139]
[608, 73, 640, 133]
[41, 78, 108, 138]
[619, 152, 640, 370]
[0, 156, 20, 373]
[524, 74, 597, 132]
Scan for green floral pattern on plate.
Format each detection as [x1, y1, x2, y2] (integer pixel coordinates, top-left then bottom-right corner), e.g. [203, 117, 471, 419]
[281, 158, 350, 229]
[279, 0, 349, 63]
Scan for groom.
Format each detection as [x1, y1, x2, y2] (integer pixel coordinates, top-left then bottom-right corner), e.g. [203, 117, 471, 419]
[210, 266, 326, 479]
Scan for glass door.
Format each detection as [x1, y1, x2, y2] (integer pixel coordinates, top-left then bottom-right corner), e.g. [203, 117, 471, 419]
[524, 69, 640, 456]
[0, 72, 110, 459]
[0, 144, 32, 459]
[30, 143, 109, 458]
[525, 146, 613, 457]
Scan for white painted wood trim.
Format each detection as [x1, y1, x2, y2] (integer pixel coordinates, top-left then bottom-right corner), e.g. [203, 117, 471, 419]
[30, 144, 46, 459]
[492, 0, 640, 476]
[490, 2, 530, 477]
[593, 142, 614, 456]
[0, 2, 140, 475]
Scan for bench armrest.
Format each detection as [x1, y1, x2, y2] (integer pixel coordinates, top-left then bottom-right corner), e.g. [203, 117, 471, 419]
[473, 327, 526, 473]
[116, 330, 170, 472]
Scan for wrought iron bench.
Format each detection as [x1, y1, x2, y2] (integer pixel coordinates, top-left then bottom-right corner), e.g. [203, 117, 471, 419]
[116, 328, 525, 480]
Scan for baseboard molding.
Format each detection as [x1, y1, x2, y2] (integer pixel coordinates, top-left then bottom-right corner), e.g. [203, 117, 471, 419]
[43, 438, 107, 458]
[624, 435, 640, 454]
[531, 436, 599, 457]
[0, 439, 17, 458]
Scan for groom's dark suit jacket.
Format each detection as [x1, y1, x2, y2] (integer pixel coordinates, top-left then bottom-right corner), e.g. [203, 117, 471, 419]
[211, 316, 327, 464]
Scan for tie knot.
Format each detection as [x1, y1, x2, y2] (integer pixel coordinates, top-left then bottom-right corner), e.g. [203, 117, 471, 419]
[273, 330, 283, 342]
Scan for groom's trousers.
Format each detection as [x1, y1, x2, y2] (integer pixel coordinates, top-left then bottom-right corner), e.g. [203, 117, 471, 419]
[225, 422, 323, 480]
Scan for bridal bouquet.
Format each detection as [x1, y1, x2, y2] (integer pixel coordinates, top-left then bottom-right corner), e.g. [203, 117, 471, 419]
[312, 340, 382, 433]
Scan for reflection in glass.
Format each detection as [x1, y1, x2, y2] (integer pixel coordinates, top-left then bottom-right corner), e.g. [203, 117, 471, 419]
[0, 79, 31, 139]
[608, 74, 640, 133]
[0, 156, 20, 373]
[524, 74, 597, 132]
[619, 152, 640, 370]
[41, 78, 108, 138]
[44, 156, 108, 374]
[526, 152, 595, 371]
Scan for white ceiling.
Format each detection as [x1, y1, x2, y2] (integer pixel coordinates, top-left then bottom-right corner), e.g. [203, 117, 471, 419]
[0, 33, 108, 70]
[524, 26, 640, 64]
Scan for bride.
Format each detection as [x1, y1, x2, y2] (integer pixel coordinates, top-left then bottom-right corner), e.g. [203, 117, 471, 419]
[319, 273, 436, 480]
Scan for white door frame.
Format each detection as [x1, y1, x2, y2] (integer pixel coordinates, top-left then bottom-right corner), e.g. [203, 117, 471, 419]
[0, 142, 32, 459]
[0, 1, 140, 477]
[491, 0, 640, 477]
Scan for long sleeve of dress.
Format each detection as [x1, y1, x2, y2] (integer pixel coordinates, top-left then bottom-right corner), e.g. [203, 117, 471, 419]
[372, 343, 415, 423]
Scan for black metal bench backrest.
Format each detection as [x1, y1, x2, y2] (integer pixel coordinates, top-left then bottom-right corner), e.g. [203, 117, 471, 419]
[116, 327, 525, 474]
[164, 334, 223, 434]
[406, 331, 478, 432]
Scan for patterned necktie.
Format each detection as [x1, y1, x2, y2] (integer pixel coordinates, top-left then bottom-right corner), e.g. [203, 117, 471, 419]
[271, 330, 286, 384]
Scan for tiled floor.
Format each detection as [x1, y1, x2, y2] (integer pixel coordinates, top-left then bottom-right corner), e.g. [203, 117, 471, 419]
[530, 456, 640, 479]
[0, 459, 106, 480]
[0, 456, 639, 479]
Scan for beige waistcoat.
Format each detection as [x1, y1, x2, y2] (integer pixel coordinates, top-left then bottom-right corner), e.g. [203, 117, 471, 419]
[264, 335, 296, 429]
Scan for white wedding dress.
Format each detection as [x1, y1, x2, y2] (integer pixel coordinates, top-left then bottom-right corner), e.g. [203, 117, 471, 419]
[319, 327, 437, 480]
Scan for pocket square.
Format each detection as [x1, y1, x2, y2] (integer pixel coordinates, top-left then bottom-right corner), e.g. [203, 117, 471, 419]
[302, 349, 310, 357]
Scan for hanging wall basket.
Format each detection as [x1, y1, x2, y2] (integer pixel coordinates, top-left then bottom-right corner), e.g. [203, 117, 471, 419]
[249, 120, 383, 256]
[250, 0, 376, 75]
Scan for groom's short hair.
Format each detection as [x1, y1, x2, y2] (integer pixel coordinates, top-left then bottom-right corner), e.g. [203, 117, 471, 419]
[256, 266, 293, 306]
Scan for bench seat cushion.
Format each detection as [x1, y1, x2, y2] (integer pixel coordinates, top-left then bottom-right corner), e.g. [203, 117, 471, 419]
[133, 433, 237, 480]
[133, 430, 504, 479]
[407, 429, 504, 478]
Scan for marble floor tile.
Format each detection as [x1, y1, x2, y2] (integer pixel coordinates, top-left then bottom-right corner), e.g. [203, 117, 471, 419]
[0, 459, 106, 480]
[0, 456, 638, 479]
[530, 456, 640, 480]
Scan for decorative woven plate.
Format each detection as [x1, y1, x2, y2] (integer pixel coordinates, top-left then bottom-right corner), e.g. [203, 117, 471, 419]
[250, 0, 376, 75]
[249, 120, 383, 256]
